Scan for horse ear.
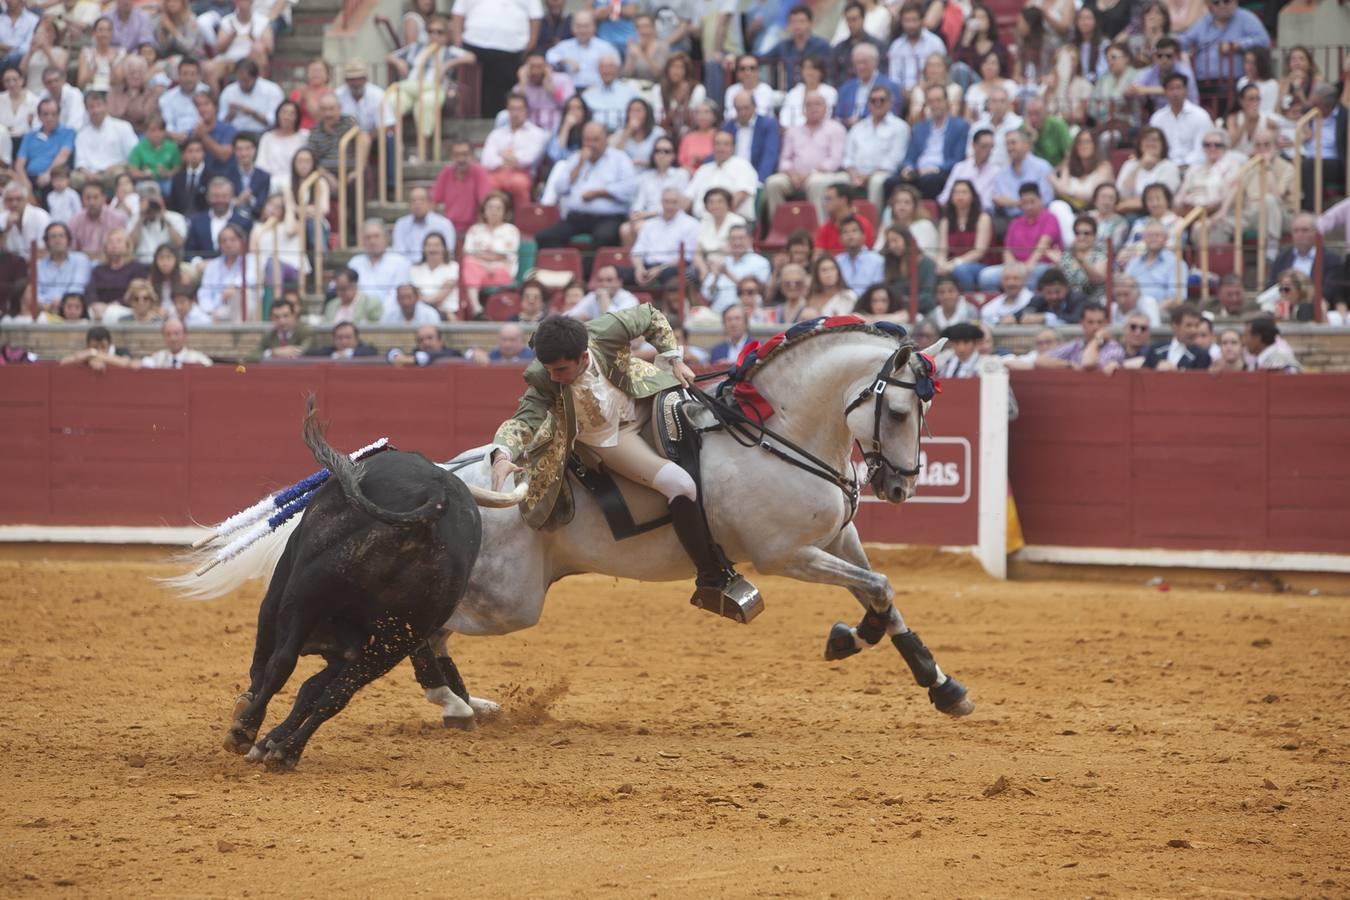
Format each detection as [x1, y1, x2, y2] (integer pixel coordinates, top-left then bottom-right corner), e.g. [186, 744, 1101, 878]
[895, 345, 913, 371]
[926, 338, 948, 357]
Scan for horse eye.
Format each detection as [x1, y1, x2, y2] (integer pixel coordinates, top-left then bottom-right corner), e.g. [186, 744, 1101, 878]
[888, 409, 907, 423]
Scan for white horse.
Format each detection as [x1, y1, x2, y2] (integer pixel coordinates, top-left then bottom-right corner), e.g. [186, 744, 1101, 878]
[183, 324, 973, 726]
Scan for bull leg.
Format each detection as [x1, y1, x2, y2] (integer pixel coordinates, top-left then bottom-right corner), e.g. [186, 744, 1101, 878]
[248, 655, 346, 761]
[231, 540, 298, 727]
[263, 628, 423, 772]
[763, 542, 974, 718]
[410, 639, 475, 729]
[224, 597, 324, 755]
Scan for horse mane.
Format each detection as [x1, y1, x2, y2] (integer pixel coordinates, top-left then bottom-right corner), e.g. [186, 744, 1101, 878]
[744, 319, 914, 383]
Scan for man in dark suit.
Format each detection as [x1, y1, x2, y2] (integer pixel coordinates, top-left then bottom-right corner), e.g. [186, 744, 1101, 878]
[1143, 303, 1212, 370]
[1268, 212, 1345, 307]
[720, 91, 780, 185]
[184, 176, 252, 257]
[305, 322, 379, 359]
[224, 132, 270, 221]
[709, 304, 750, 365]
[829, 3, 886, 84]
[1299, 84, 1347, 212]
[258, 297, 312, 358]
[168, 138, 209, 216]
[886, 84, 970, 200]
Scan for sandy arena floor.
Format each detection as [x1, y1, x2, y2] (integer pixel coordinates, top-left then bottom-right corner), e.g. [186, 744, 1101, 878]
[1, 549, 1347, 898]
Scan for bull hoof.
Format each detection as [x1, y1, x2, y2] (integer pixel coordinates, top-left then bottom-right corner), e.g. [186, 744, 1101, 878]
[230, 691, 255, 722]
[263, 747, 299, 772]
[824, 622, 862, 661]
[223, 726, 256, 755]
[443, 714, 477, 731]
[929, 677, 975, 717]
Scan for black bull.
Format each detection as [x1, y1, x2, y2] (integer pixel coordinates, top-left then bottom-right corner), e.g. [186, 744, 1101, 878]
[223, 399, 482, 771]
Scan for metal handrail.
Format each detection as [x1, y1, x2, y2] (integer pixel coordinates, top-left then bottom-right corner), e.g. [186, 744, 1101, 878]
[1173, 207, 1209, 306]
[378, 83, 402, 205]
[295, 171, 325, 296]
[337, 124, 365, 248]
[1231, 154, 1269, 290]
[1292, 108, 1324, 218]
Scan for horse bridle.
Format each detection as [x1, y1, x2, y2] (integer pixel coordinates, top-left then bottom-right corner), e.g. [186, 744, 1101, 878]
[843, 346, 929, 486]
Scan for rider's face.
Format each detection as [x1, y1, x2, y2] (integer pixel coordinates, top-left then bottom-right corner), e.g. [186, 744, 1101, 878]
[543, 351, 588, 386]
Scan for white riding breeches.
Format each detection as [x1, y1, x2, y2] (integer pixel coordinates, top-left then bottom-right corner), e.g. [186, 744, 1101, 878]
[588, 421, 697, 503]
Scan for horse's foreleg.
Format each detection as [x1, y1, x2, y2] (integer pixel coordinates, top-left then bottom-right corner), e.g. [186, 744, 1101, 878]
[767, 539, 974, 718]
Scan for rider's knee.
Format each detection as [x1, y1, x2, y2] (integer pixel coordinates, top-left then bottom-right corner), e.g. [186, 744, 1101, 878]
[653, 463, 697, 502]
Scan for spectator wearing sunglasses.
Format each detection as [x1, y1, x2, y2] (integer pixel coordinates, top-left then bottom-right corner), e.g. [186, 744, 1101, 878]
[1125, 37, 1198, 115]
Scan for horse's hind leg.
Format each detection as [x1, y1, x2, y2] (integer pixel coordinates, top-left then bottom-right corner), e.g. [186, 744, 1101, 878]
[767, 535, 974, 718]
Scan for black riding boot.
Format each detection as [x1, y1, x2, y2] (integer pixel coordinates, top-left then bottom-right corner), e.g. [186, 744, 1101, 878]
[668, 495, 764, 624]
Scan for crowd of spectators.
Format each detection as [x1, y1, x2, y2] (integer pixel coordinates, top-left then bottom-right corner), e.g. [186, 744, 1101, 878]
[0, 0, 1346, 376]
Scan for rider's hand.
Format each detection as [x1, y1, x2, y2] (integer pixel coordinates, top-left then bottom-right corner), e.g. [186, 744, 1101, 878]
[490, 453, 523, 491]
[672, 359, 696, 387]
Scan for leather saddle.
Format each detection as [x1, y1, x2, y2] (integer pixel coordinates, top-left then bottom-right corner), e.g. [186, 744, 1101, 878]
[568, 388, 717, 542]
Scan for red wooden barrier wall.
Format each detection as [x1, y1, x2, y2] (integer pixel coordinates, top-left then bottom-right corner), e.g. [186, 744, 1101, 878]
[1008, 370, 1350, 555]
[0, 366, 981, 547]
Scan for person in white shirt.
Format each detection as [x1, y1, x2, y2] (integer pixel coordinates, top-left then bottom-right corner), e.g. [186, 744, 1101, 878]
[1147, 72, 1213, 167]
[701, 223, 770, 312]
[969, 85, 1023, 169]
[335, 61, 389, 134]
[391, 186, 455, 262]
[886, 4, 945, 96]
[481, 93, 549, 214]
[348, 218, 414, 312]
[544, 9, 618, 92]
[451, 0, 544, 120]
[205, 0, 273, 90]
[140, 318, 214, 368]
[218, 59, 284, 131]
[380, 282, 444, 325]
[72, 90, 137, 188]
[0, 179, 48, 254]
[196, 223, 253, 320]
[630, 187, 699, 288]
[685, 130, 758, 221]
[838, 83, 909, 209]
[1109, 273, 1161, 328]
[41, 66, 85, 132]
[979, 262, 1034, 325]
[567, 264, 639, 320]
[722, 53, 778, 121]
[127, 182, 187, 264]
[44, 167, 82, 223]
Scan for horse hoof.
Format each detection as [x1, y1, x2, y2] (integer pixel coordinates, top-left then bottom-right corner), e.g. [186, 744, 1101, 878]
[929, 677, 975, 717]
[223, 726, 256, 755]
[230, 691, 255, 722]
[244, 743, 267, 763]
[823, 622, 862, 661]
[263, 748, 298, 772]
[469, 697, 502, 720]
[443, 714, 477, 731]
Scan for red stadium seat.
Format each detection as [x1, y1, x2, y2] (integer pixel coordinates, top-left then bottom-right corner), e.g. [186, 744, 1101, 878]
[921, 199, 939, 221]
[1109, 149, 1134, 175]
[590, 246, 632, 283]
[759, 202, 819, 251]
[1207, 245, 1237, 279]
[485, 291, 521, 321]
[516, 203, 560, 238]
[852, 199, 880, 231]
[535, 247, 584, 282]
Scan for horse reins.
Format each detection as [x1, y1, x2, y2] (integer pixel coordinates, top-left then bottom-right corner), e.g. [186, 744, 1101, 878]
[691, 342, 928, 520]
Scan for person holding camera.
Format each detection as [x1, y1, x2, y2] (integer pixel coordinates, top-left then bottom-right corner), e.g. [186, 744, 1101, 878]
[128, 183, 187, 265]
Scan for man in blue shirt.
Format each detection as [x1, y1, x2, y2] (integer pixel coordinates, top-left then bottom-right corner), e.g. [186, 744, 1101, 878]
[989, 129, 1054, 235]
[191, 92, 236, 179]
[535, 121, 634, 264]
[758, 5, 829, 89]
[1179, 0, 1269, 118]
[158, 56, 208, 145]
[834, 216, 884, 295]
[15, 99, 75, 192]
[35, 222, 91, 310]
[544, 9, 618, 91]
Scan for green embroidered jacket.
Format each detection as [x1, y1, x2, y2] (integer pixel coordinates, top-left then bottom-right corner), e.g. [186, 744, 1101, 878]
[493, 305, 681, 530]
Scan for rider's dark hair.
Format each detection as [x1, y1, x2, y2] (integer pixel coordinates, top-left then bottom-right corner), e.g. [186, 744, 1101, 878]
[532, 314, 589, 363]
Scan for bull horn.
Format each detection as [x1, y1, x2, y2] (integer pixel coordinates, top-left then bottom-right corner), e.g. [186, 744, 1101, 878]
[468, 481, 528, 508]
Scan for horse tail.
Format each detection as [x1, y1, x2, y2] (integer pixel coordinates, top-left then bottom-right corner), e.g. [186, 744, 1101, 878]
[164, 518, 298, 601]
[303, 394, 448, 527]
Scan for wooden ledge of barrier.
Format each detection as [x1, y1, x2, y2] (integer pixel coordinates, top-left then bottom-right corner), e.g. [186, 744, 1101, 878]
[1292, 108, 1325, 219]
[336, 125, 365, 248]
[1231, 154, 1269, 289]
[1173, 206, 1209, 305]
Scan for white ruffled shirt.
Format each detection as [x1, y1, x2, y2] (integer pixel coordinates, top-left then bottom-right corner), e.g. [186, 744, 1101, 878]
[570, 350, 636, 449]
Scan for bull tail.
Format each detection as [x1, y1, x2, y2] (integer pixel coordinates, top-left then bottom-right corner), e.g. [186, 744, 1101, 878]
[303, 395, 448, 527]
